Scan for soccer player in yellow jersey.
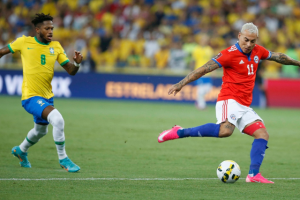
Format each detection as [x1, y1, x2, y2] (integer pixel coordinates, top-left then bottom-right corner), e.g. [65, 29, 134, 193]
[0, 13, 83, 172]
[192, 34, 214, 110]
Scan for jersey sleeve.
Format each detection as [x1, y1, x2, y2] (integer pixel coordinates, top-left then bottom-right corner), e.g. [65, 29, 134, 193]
[260, 46, 272, 60]
[211, 50, 229, 68]
[57, 43, 70, 66]
[7, 36, 25, 54]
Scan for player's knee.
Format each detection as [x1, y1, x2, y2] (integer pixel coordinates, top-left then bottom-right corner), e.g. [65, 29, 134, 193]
[34, 123, 48, 136]
[219, 121, 235, 138]
[219, 129, 233, 138]
[219, 125, 234, 137]
[253, 129, 269, 140]
[47, 109, 64, 130]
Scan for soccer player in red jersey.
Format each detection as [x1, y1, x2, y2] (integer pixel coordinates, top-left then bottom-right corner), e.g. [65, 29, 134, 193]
[158, 23, 300, 183]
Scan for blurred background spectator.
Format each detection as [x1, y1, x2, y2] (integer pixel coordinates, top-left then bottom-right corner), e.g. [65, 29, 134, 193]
[0, 0, 299, 78]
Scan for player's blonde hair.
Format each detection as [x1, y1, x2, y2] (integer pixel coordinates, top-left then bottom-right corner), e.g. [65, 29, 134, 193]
[241, 23, 259, 37]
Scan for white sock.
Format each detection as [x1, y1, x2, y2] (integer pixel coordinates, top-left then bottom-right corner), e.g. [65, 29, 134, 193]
[19, 123, 48, 152]
[47, 109, 68, 160]
[56, 143, 67, 160]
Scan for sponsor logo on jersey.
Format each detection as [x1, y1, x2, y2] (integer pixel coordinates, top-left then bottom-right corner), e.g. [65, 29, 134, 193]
[214, 53, 222, 59]
[239, 60, 244, 64]
[50, 47, 55, 54]
[37, 100, 45, 106]
[254, 55, 259, 63]
[230, 114, 236, 120]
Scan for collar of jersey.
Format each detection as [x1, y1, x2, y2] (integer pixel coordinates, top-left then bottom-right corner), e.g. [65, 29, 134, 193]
[34, 36, 50, 45]
[235, 42, 252, 61]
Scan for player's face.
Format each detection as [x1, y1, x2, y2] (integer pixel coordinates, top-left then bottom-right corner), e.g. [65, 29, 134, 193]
[238, 30, 257, 54]
[37, 21, 54, 43]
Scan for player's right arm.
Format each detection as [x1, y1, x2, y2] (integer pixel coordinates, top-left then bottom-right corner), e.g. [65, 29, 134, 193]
[1, 36, 25, 59]
[0, 46, 11, 59]
[168, 60, 219, 96]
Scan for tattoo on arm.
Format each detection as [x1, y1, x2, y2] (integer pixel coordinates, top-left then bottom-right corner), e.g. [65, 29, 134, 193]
[269, 52, 300, 67]
[177, 60, 219, 87]
[0, 46, 11, 58]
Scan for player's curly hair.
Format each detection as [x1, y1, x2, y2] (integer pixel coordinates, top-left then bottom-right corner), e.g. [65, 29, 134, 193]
[31, 13, 53, 27]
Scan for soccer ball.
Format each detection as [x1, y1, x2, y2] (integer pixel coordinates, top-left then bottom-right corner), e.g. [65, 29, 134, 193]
[217, 160, 241, 183]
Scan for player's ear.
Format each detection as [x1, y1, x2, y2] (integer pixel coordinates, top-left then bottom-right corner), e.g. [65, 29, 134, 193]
[238, 32, 241, 40]
[35, 26, 40, 34]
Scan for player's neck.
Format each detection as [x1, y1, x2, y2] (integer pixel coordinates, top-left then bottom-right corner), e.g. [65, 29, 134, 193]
[237, 42, 251, 55]
[35, 36, 50, 45]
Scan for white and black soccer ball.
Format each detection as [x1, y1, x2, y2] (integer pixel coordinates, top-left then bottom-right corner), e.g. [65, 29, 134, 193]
[217, 160, 241, 183]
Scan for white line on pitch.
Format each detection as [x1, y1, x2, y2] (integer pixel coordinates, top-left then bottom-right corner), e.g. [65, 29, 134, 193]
[1, 178, 300, 181]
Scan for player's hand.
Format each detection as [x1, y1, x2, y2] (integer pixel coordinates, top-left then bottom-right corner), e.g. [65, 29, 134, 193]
[168, 83, 183, 96]
[73, 50, 83, 64]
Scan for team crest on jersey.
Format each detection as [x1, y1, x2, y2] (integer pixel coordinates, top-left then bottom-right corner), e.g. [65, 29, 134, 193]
[50, 47, 54, 54]
[214, 53, 222, 59]
[230, 114, 236, 121]
[254, 55, 259, 63]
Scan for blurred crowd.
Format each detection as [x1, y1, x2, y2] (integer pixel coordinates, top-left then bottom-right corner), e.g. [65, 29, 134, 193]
[0, 0, 300, 77]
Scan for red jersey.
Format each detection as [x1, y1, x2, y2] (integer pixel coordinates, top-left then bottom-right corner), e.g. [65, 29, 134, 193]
[212, 43, 271, 107]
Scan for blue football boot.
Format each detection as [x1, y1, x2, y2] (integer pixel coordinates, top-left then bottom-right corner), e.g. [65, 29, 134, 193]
[59, 157, 80, 172]
[11, 146, 31, 168]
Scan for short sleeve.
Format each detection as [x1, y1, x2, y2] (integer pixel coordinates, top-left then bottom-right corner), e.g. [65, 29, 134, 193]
[7, 36, 25, 54]
[57, 43, 69, 66]
[260, 46, 272, 60]
[211, 50, 228, 68]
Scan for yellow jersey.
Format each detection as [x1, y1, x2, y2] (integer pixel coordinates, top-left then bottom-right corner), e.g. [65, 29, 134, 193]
[8, 36, 69, 100]
[192, 45, 214, 70]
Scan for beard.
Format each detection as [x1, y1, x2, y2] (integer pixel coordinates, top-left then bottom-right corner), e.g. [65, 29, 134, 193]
[39, 33, 49, 43]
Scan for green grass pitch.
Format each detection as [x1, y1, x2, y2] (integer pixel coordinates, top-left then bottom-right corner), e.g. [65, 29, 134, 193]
[0, 95, 299, 200]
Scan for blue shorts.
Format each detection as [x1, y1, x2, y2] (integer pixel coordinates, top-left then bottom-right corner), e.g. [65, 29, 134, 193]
[22, 96, 54, 125]
[196, 77, 212, 85]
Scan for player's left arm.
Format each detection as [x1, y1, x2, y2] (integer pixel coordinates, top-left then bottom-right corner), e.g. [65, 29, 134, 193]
[62, 51, 83, 76]
[268, 52, 300, 67]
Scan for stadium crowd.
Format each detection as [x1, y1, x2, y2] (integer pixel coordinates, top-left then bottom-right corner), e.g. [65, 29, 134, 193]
[0, 0, 300, 77]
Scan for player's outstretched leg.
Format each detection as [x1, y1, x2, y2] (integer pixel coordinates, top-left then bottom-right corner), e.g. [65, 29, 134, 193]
[12, 146, 31, 168]
[158, 125, 182, 143]
[158, 123, 220, 143]
[47, 109, 80, 172]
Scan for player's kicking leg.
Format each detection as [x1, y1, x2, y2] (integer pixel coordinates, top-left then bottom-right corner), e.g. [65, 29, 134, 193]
[243, 121, 274, 184]
[43, 106, 80, 172]
[158, 121, 229, 143]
